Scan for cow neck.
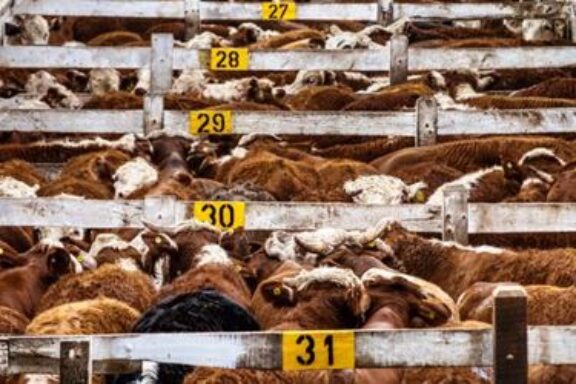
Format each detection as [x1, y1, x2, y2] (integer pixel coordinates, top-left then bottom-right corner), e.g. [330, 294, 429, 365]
[363, 292, 411, 329]
[385, 230, 449, 281]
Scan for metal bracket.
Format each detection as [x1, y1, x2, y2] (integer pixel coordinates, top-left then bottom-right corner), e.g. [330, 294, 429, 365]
[143, 196, 178, 227]
[184, 0, 200, 41]
[143, 33, 174, 135]
[442, 185, 469, 245]
[60, 341, 91, 384]
[389, 34, 408, 85]
[493, 285, 528, 384]
[416, 96, 438, 147]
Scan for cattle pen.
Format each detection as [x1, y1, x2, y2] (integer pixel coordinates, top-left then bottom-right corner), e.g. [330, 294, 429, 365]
[1, 0, 576, 382]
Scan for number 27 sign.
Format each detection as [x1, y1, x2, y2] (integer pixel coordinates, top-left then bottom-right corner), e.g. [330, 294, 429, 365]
[282, 331, 355, 370]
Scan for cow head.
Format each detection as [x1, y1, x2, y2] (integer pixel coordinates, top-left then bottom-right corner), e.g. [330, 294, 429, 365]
[26, 239, 80, 279]
[522, 19, 565, 42]
[362, 267, 457, 327]
[273, 70, 336, 97]
[88, 68, 121, 96]
[5, 15, 50, 45]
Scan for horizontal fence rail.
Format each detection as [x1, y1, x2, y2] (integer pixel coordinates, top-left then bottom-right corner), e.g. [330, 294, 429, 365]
[1, 108, 575, 138]
[10, 0, 572, 21]
[1, 325, 576, 373]
[2, 45, 576, 71]
[2, 197, 576, 235]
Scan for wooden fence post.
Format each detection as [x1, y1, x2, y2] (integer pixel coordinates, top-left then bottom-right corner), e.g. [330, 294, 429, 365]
[416, 96, 438, 146]
[378, 0, 393, 25]
[569, 3, 576, 43]
[184, 0, 200, 41]
[60, 341, 91, 384]
[390, 34, 408, 85]
[442, 185, 468, 244]
[493, 285, 528, 384]
[144, 33, 174, 134]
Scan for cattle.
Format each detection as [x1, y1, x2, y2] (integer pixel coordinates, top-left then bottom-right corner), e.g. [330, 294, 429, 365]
[38, 264, 156, 313]
[5, 15, 51, 45]
[110, 291, 260, 384]
[0, 240, 82, 319]
[377, 220, 576, 299]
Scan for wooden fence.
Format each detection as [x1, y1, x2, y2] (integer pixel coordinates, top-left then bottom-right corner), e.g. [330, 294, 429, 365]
[1, 1, 576, 383]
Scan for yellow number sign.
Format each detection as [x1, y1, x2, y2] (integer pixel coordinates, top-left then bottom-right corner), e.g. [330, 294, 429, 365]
[210, 48, 249, 71]
[189, 110, 233, 135]
[282, 331, 355, 371]
[262, 2, 297, 20]
[194, 201, 246, 230]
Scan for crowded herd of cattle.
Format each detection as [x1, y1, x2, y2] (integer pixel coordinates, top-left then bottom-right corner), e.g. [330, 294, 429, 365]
[1, 3, 576, 384]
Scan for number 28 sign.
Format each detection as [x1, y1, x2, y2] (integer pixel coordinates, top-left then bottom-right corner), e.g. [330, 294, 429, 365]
[282, 331, 355, 370]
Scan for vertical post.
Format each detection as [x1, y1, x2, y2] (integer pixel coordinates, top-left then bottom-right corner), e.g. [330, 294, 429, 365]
[0, 340, 8, 376]
[493, 285, 528, 384]
[143, 196, 177, 227]
[442, 185, 468, 244]
[389, 34, 408, 85]
[144, 33, 174, 135]
[0, 0, 14, 46]
[416, 96, 438, 147]
[378, 0, 393, 26]
[184, 0, 200, 41]
[60, 341, 91, 384]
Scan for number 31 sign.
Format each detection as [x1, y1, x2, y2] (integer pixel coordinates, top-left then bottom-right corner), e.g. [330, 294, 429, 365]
[282, 331, 355, 370]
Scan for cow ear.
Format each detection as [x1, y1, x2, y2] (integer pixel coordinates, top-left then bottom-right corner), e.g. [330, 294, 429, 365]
[47, 248, 72, 276]
[260, 281, 296, 306]
[5, 22, 22, 37]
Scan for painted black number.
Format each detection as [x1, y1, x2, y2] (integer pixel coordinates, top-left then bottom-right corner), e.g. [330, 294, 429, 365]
[296, 335, 315, 366]
[216, 51, 240, 69]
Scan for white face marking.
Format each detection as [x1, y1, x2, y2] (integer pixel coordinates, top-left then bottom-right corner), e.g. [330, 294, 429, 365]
[0, 176, 38, 197]
[285, 266, 362, 292]
[238, 22, 280, 41]
[344, 175, 412, 205]
[522, 19, 562, 42]
[170, 69, 206, 95]
[133, 68, 151, 95]
[15, 15, 50, 45]
[88, 68, 121, 96]
[113, 157, 159, 198]
[195, 244, 232, 267]
[176, 31, 230, 49]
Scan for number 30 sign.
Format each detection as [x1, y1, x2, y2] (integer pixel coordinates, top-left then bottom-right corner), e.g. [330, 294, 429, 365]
[282, 331, 355, 370]
[193, 201, 245, 231]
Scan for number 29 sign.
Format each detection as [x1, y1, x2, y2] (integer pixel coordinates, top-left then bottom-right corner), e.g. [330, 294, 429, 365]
[282, 331, 355, 371]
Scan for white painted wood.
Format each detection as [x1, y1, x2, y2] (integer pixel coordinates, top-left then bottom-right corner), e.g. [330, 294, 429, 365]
[411, 47, 576, 70]
[0, 46, 150, 69]
[1, 108, 573, 137]
[164, 110, 416, 136]
[173, 49, 391, 71]
[395, 2, 569, 20]
[0, 198, 147, 228]
[2, 45, 575, 71]
[12, 0, 185, 18]
[0, 199, 442, 232]
[0, 110, 143, 134]
[239, 202, 442, 232]
[469, 203, 576, 233]
[356, 328, 492, 367]
[3, 326, 576, 372]
[5, 200, 576, 234]
[12, 0, 379, 21]
[438, 108, 576, 135]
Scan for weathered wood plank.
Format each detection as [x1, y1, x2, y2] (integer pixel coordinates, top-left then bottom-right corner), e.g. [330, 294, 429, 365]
[468, 203, 576, 233]
[0, 110, 143, 134]
[0, 46, 150, 69]
[438, 108, 576, 135]
[174, 49, 390, 71]
[395, 2, 569, 20]
[164, 110, 416, 136]
[0, 199, 146, 228]
[13, 0, 379, 21]
[411, 47, 576, 70]
[2, 326, 576, 372]
[0, 199, 442, 232]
